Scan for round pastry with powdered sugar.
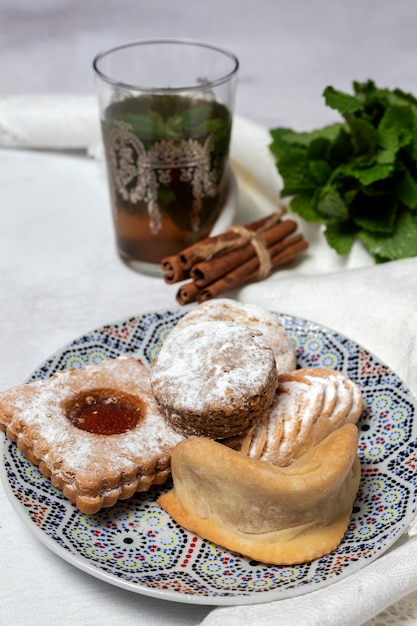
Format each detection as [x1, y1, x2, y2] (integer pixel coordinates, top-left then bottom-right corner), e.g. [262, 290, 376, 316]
[173, 298, 296, 374]
[149, 320, 277, 439]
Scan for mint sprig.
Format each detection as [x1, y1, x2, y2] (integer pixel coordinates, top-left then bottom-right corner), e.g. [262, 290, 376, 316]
[269, 80, 417, 262]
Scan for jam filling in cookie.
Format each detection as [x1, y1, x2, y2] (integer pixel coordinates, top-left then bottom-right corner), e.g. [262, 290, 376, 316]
[65, 388, 144, 435]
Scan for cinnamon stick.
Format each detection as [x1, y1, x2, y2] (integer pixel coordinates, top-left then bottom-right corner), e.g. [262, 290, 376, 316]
[190, 219, 297, 288]
[198, 235, 308, 302]
[177, 212, 283, 270]
[176, 281, 201, 305]
[264, 233, 305, 262]
[161, 255, 190, 284]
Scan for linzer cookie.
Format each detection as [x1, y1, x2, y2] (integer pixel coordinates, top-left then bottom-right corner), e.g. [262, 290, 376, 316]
[173, 298, 296, 374]
[232, 367, 363, 466]
[0, 356, 185, 514]
[149, 320, 277, 439]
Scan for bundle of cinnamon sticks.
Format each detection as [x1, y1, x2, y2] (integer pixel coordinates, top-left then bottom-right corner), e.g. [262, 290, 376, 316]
[161, 212, 309, 305]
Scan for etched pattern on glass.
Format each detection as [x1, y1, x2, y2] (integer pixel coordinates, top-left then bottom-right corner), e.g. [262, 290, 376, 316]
[105, 121, 219, 233]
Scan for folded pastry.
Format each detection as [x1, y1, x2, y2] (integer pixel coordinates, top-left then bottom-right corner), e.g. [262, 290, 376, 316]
[150, 320, 277, 439]
[0, 356, 185, 514]
[228, 367, 363, 466]
[174, 298, 296, 374]
[158, 424, 361, 565]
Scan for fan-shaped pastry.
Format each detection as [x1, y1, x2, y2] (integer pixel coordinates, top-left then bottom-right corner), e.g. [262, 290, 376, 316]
[158, 424, 361, 565]
[231, 367, 363, 466]
[0, 356, 185, 514]
[150, 320, 277, 439]
[173, 298, 296, 373]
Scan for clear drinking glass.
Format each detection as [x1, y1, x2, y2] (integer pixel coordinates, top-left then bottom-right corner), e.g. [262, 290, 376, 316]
[93, 38, 239, 276]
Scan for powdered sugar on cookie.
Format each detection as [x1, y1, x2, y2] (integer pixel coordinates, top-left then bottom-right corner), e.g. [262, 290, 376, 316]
[173, 298, 296, 374]
[151, 321, 274, 412]
[0, 356, 185, 513]
[150, 320, 277, 438]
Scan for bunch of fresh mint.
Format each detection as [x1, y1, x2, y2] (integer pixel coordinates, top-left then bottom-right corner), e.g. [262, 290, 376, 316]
[269, 80, 417, 262]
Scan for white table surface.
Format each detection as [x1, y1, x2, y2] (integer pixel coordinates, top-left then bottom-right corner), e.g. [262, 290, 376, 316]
[2, 1, 417, 624]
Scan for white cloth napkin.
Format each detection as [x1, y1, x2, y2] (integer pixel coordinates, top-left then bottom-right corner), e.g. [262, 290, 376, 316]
[0, 93, 102, 157]
[1, 94, 417, 625]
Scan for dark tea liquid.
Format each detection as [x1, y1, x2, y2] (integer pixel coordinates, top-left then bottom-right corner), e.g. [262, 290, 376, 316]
[115, 210, 218, 265]
[102, 94, 232, 268]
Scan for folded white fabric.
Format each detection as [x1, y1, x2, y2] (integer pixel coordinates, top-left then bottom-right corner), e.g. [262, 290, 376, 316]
[0, 93, 102, 157]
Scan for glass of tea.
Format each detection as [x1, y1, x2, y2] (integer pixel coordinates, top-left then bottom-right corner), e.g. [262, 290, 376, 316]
[93, 39, 239, 276]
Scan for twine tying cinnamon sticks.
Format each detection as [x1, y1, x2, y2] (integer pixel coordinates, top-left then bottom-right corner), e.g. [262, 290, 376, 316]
[161, 211, 309, 305]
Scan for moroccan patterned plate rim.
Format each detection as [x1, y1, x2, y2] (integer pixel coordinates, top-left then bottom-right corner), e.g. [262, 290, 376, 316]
[1, 308, 417, 606]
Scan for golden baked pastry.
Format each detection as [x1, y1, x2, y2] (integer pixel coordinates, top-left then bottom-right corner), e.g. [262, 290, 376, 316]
[0, 356, 185, 514]
[174, 298, 296, 373]
[229, 367, 363, 466]
[158, 424, 361, 565]
[150, 320, 277, 439]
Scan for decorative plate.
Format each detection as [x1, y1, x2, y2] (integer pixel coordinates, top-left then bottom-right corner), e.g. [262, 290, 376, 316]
[2, 309, 417, 606]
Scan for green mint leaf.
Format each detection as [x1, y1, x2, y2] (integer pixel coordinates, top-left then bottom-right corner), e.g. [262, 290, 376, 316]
[114, 113, 175, 142]
[378, 92, 417, 160]
[378, 105, 414, 153]
[323, 86, 363, 115]
[306, 137, 331, 161]
[351, 162, 394, 185]
[317, 187, 350, 220]
[378, 86, 417, 112]
[308, 160, 333, 185]
[395, 165, 417, 209]
[293, 123, 347, 145]
[334, 157, 394, 186]
[345, 114, 378, 158]
[289, 194, 323, 222]
[330, 159, 393, 186]
[275, 153, 318, 196]
[392, 87, 417, 108]
[269, 127, 306, 161]
[358, 209, 417, 260]
[271, 123, 344, 149]
[324, 219, 357, 254]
